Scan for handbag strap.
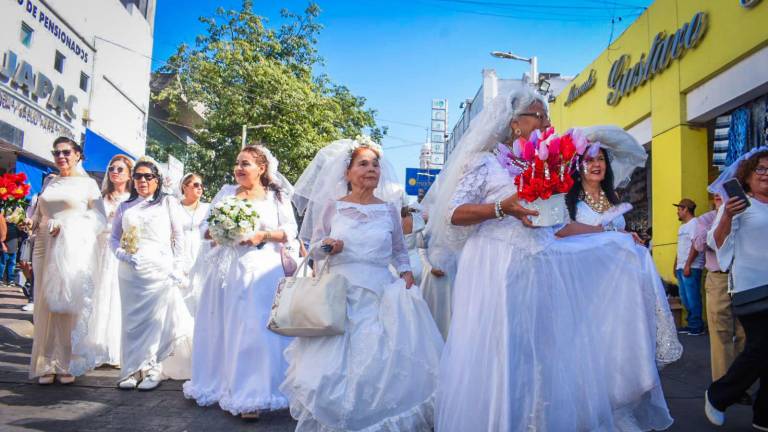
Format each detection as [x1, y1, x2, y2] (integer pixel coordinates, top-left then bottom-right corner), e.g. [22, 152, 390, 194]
[293, 243, 333, 277]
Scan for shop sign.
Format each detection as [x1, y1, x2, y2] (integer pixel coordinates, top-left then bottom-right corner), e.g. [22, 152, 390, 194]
[0, 88, 75, 139]
[0, 50, 78, 121]
[606, 12, 708, 106]
[14, 0, 90, 63]
[564, 70, 596, 106]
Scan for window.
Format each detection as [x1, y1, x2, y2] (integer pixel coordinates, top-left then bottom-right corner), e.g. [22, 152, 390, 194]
[20, 22, 34, 47]
[54, 51, 65, 73]
[79, 72, 89, 92]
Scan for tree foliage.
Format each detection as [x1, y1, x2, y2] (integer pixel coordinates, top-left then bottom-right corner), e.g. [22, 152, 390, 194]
[155, 1, 382, 193]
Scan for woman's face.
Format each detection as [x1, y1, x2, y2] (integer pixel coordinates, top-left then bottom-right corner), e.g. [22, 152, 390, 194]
[746, 156, 768, 195]
[133, 166, 158, 198]
[233, 151, 265, 188]
[182, 175, 204, 201]
[510, 100, 551, 140]
[346, 148, 381, 192]
[52, 142, 81, 174]
[582, 151, 607, 185]
[108, 159, 130, 187]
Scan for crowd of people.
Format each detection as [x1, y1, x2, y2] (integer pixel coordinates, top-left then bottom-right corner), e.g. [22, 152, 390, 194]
[5, 86, 767, 431]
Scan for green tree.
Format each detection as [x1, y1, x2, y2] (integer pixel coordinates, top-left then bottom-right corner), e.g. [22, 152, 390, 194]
[155, 1, 383, 194]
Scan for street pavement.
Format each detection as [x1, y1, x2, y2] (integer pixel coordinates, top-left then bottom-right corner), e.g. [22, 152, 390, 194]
[0, 284, 757, 431]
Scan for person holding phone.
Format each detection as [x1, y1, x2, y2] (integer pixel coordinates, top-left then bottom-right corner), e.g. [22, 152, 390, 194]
[704, 147, 768, 430]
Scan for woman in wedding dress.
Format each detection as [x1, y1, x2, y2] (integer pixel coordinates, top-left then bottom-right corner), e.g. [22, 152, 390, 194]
[282, 137, 443, 431]
[434, 87, 674, 431]
[178, 173, 210, 271]
[77, 154, 134, 369]
[564, 127, 683, 369]
[29, 137, 105, 385]
[183, 145, 296, 418]
[111, 157, 193, 391]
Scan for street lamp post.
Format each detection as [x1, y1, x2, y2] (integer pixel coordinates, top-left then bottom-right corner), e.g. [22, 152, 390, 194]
[241, 124, 272, 148]
[491, 51, 538, 85]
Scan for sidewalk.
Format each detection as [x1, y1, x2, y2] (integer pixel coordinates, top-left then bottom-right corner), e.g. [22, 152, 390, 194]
[0, 283, 757, 431]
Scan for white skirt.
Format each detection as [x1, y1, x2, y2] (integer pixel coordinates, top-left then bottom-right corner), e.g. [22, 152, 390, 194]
[118, 251, 193, 380]
[437, 232, 674, 432]
[183, 243, 291, 415]
[281, 263, 443, 431]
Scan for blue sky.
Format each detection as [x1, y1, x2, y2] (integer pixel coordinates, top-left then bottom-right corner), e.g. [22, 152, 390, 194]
[152, 0, 652, 184]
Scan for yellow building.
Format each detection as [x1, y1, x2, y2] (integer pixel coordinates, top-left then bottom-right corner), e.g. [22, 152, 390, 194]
[550, 0, 768, 280]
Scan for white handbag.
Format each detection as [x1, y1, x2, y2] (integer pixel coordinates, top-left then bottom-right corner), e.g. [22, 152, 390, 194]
[267, 254, 349, 337]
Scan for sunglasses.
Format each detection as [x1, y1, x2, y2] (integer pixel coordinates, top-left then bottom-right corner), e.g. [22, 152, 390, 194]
[51, 149, 72, 157]
[186, 182, 203, 189]
[518, 111, 549, 121]
[108, 166, 125, 174]
[132, 173, 157, 181]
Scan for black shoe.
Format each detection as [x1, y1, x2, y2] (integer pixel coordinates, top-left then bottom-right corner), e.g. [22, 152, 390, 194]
[753, 420, 768, 431]
[677, 326, 691, 334]
[688, 328, 705, 336]
[738, 393, 753, 406]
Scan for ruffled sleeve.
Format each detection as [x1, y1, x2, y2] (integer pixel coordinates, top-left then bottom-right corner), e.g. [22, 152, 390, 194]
[448, 154, 490, 220]
[389, 203, 411, 274]
[276, 194, 298, 241]
[309, 200, 337, 260]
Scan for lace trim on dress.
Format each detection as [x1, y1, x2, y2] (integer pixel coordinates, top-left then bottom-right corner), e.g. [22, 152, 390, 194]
[287, 394, 435, 432]
[183, 381, 290, 414]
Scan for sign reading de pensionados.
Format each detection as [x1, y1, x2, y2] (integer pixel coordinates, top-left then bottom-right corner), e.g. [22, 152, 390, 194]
[606, 11, 708, 106]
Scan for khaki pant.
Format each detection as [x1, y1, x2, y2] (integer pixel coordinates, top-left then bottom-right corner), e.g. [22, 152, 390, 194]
[705, 271, 746, 381]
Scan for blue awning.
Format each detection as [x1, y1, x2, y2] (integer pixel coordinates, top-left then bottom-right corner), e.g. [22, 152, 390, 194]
[15, 156, 54, 197]
[83, 129, 135, 172]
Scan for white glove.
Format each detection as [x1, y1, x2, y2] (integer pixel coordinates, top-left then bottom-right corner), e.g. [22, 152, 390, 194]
[169, 268, 189, 288]
[114, 248, 136, 265]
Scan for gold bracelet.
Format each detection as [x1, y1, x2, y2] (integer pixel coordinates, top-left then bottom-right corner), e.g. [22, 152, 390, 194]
[264, 231, 272, 241]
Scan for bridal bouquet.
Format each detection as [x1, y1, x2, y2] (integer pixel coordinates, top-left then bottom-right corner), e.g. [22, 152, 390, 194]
[207, 196, 260, 246]
[497, 127, 591, 226]
[120, 225, 140, 254]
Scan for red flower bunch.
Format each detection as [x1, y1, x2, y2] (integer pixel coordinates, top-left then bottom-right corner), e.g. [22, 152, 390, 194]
[0, 172, 31, 214]
[504, 128, 585, 203]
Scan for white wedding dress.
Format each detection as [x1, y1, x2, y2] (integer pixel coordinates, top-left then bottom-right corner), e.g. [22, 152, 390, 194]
[437, 153, 674, 432]
[574, 201, 683, 368]
[281, 201, 444, 431]
[29, 175, 105, 378]
[183, 186, 296, 415]
[418, 232, 456, 340]
[180, 201, 211, 270]
[111, 196, 193, 380]
[80, 193, 129, 368]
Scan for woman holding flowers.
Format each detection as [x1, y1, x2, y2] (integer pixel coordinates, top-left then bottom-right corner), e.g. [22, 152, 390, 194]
[432, 87, 674, 431]
[183, 145, 297, 419]
[29, 136, 105, 385]
[110, 157, 192, 391]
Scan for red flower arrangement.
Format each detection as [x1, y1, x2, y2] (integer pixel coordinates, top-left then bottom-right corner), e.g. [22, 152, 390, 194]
[0, 172, 32, 214]
[497, 127, 588, 203]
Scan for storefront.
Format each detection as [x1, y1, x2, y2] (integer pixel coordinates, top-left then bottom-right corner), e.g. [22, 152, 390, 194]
[549, 0, 768, 280]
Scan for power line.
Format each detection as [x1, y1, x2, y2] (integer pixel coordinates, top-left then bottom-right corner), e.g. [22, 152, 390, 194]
[431, 0, 645, 11]
[416, 0, 643, 21]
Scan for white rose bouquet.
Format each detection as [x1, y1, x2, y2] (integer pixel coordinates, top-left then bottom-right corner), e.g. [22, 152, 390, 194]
[207, 196, 260, 246]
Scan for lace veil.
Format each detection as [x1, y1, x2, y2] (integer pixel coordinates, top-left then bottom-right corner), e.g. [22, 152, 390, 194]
[292, 137, 403, 244]
[582, 125, 647, 188]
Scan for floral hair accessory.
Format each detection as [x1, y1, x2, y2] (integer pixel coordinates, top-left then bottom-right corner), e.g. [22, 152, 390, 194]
[136, 155, 160, 168]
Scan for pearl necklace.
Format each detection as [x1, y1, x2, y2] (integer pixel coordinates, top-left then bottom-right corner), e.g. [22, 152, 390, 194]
[582, 189, 612, 214]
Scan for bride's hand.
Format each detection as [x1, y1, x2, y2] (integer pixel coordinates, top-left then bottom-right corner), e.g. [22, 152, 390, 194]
[400, 271, 415, 289]
[500, 194, 539, 227]
[240, 231, 266, 247]
[322, 238, 344, 255]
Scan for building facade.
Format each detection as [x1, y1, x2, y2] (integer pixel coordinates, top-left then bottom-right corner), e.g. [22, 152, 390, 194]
[0, 0, 155, 194]
[549, 0, 768, 280]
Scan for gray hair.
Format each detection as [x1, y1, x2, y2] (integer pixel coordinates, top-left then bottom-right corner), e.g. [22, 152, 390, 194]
[499, 86, 548, 143]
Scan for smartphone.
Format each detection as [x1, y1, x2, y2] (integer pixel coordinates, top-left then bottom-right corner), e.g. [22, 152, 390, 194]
[722, 178, 751, 208]
[321, 244, 333, 253]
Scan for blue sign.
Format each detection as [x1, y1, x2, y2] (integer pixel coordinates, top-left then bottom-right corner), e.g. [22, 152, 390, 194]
[405, 168, 440, 196]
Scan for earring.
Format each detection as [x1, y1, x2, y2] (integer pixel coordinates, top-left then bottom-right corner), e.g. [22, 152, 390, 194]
[514, 128, 522, 137]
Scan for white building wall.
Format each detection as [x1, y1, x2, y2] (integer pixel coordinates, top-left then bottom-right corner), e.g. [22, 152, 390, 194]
[0, 0, 154, 166]
[51, 0, 155, 156]
[0, 0, 95, 165]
